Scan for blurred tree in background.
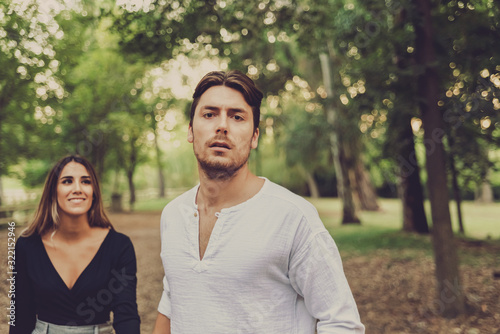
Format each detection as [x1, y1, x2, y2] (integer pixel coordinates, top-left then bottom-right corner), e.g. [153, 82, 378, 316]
[0, 0, 63, 205]
[1, 0, 499, 318]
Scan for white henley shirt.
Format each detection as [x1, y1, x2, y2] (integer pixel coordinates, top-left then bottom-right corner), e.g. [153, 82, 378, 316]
[158, 178, 365, 333]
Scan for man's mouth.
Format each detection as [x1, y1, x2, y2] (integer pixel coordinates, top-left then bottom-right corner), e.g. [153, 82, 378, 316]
[210, 142, 231, 149]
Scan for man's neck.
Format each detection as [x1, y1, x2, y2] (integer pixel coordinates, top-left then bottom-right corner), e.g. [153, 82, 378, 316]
[196, 166, 264, 213]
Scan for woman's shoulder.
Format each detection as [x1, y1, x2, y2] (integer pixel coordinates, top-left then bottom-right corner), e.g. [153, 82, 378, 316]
[17, 233, 40, 247]
[103, 229, 137, 267]
[15, 233, 42, 257]
[106, 229, 134, 249]
[107, 228, 130, 240]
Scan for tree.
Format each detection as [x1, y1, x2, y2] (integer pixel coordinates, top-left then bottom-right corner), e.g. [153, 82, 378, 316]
[385, 4, 429, 234]
[0, 0, 63, 203]
[436, 0, 500, 232]
[319, 49, 361, 223]
[111, 0, 386, 223]
[45, 5, 155, 206]
[274, 84, 330, 198]
[412, 0, 465, 317]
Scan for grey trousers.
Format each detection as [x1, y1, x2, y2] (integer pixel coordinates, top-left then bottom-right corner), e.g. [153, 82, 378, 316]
[32, 319, 114, 334]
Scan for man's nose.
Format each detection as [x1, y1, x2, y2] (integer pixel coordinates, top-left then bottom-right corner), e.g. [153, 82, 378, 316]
[216, 115, 228, 134]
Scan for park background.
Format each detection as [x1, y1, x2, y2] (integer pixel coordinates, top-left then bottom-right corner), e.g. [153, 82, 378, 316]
[0, 0, 499, 333]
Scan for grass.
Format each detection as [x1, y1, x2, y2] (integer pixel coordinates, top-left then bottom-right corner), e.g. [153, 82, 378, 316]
[132, 197, 172, 212]
[307, 197, 500, 262]
[307, 198, 431, 257]
[308, 197, 500, 239]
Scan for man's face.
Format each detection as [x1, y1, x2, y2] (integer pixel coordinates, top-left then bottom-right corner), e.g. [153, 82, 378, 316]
[188, 85, 259, 180]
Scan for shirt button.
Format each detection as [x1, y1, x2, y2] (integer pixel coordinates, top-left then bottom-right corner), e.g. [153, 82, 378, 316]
[194, 212, 198, 217]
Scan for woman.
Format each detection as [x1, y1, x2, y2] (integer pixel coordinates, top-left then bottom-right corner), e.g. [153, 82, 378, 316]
[10, 155, 140, 334]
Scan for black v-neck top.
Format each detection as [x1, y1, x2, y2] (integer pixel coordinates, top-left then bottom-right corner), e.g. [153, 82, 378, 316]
[9, 229, 140, 334]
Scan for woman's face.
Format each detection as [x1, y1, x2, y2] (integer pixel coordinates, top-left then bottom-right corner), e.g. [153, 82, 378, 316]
[56, 161, 94, 220]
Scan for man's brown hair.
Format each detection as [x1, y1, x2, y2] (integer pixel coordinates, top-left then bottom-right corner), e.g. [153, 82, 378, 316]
[189, 70, 264, 132]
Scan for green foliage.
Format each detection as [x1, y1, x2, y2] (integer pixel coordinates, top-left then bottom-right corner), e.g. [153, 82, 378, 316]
[2, 0, 500, 207]
[0, 0, 62, 175]
[20, 160, 51, 188]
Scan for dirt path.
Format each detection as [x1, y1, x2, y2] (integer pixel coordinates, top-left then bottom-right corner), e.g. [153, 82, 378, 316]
[109, 212, 165, 333]
[1, 212, 499, 333]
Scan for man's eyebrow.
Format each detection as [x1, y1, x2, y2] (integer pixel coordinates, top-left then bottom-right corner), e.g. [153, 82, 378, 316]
[227, 108, 248, 113]
[201, 105, 220, 111]
[201, 106, 249, 113]
[60, 175, 91, 179]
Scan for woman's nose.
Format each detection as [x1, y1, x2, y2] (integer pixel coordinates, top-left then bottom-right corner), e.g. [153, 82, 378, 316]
[73, 181, 82, 192]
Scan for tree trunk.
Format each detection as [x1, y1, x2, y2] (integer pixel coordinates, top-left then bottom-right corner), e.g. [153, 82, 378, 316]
[399, 166, 429, 234]
[448, 135, 465, 234]
[353, 160, 380, 211]
[89, 129, 107, 181]
[413, 0, 465, 317]
[305, 170, 320, 198]
[0, 175, 3, 207]
[450, 161, 464, 235]
[127, 140, 137, 211]
[113, 167, 121, 194]
[111, 169, 123, 213]
[127, 169, 135, 210]
[399, 120, 429, 234]
[319, 51, 360, 224]
[111, 193, 123, 212]
[392, 6, 429, 234]
[154, 131, 166, 198]
[475, 169, 493, 203]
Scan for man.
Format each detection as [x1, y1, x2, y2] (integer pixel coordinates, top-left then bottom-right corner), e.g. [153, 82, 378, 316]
[153, 70, 364, 333]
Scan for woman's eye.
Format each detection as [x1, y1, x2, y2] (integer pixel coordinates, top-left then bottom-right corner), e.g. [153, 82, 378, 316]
[62, 179, 72, 184]
[83, 180, 92, 185]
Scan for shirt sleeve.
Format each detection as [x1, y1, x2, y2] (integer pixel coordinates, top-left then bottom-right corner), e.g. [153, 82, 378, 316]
[111, 236, 141, 334]
[9, 237, 36, 334]
[157, 275, 172, 318]
[289, 227, 365, 334]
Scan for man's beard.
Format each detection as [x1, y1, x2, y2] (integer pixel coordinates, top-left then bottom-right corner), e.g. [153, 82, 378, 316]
[197, 155, 248, 181]
[194, 135, 252, 181]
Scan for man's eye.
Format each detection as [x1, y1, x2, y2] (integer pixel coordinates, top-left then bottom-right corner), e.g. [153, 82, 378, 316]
[234, 115, 244, 121]
[203, 112, 214, 118]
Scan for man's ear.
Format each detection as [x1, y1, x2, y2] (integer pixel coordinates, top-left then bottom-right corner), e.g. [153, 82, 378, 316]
[187, 125, 194, 143]
[251, 128, 259, 149]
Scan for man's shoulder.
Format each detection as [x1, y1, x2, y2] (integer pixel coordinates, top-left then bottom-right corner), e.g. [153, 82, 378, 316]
[261, 179, 320, 219]
[161, 185, 198, 214]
